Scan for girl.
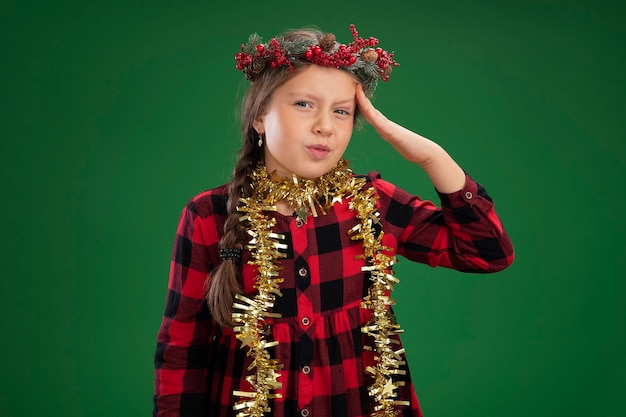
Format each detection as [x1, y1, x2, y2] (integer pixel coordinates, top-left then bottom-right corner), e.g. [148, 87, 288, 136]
[154, 25, 514, 417]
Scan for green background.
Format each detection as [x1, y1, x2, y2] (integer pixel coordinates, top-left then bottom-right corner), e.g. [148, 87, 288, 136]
[2, 0, 624, 416]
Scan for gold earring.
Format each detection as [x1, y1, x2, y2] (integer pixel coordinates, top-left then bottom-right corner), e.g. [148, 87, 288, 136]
[258, 133, 264, 147]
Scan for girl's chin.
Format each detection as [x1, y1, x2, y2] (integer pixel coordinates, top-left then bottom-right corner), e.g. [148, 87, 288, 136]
[296, 162, 340, 180]
[270, 160, 340, 180]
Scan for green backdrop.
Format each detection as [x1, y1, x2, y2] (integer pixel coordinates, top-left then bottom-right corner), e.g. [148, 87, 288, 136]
[2, 1, 624, 416]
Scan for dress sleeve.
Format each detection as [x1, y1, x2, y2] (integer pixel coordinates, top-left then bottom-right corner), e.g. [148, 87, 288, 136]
[371, 171, 514, 272]
[153, 199, 217, 416]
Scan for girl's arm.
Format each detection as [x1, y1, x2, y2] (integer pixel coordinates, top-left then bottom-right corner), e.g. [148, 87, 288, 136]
[356, 84, 465, 193]
[154, 200, 215, 416]
[371, 172, 514, 272]
[357, 84, 514, 272]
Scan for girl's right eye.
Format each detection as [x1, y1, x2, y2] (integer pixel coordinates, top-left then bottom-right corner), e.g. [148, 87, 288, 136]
[295, 101, 310, 108]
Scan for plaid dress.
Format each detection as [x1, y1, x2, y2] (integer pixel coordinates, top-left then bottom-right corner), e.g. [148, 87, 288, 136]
[154, 172, 514, 417]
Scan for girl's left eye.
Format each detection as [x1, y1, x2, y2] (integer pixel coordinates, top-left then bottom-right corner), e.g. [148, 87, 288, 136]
[335, 109, 350, 115]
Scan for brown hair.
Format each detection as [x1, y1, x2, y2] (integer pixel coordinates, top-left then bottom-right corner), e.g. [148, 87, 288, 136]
[207, 28, 362, 327]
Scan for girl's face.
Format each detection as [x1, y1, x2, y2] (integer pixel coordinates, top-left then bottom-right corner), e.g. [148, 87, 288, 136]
[253, 65, 357, 179]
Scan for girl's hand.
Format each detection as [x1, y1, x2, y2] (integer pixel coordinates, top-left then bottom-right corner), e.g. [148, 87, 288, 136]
[355, 83, 466, 193]
[356, 83, 434, 165]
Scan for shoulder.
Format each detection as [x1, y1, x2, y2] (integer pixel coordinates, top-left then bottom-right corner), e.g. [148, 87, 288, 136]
[352, 170, 410, 207]
[361, 170, 438, 214]
[185, 182, 230, 219]
[361, 171, 404, 199]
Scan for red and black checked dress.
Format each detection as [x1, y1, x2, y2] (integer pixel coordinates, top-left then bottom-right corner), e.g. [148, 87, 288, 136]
[154, 172, 514, 417]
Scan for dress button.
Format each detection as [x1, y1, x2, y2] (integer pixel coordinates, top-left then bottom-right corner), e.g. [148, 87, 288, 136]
[302, 365, 311, 374]
[300, 408, 310, 417]
[301, 317, 310, 326]
[465, 191, 473, 200]
[298, 267, 308, 277]
[295, 219, 304, 228]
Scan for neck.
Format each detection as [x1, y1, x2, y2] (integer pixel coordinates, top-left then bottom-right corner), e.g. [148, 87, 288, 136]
[275, 201, 295, 216]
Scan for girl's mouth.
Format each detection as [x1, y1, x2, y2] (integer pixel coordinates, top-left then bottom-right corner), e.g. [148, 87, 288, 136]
[306, 145, 331, 160]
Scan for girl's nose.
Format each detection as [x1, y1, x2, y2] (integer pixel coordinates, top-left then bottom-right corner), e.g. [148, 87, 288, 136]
[313, 112, 332, 136]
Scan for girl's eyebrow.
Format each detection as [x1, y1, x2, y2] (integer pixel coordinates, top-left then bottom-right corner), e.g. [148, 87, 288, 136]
[334, 98, 356, 106]
[285, 91, 318, 99]
[285, 92, 355, 106]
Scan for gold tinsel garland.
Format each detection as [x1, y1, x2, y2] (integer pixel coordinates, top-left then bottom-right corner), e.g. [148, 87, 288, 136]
[232, 159, 410, 417]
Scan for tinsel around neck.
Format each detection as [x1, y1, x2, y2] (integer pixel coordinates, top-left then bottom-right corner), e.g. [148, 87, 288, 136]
[245, 158, 361, 220]
[232, 157, 410, 416]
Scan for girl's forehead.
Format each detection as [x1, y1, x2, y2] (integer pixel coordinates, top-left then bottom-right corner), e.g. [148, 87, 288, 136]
[277, 66, 357, 97]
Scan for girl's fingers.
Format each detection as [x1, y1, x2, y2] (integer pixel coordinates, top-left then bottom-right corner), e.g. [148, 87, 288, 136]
[356, 84, 383, 126]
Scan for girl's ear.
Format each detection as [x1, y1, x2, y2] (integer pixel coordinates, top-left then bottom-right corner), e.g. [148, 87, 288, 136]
[252, 117, 265, 134]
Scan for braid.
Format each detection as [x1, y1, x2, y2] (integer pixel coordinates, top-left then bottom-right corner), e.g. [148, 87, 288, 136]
[207, 61, 305, 327]
[207, 133, 261, 327]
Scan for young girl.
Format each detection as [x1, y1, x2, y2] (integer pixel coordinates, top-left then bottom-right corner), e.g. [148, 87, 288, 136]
[153, 25, 514, 417]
